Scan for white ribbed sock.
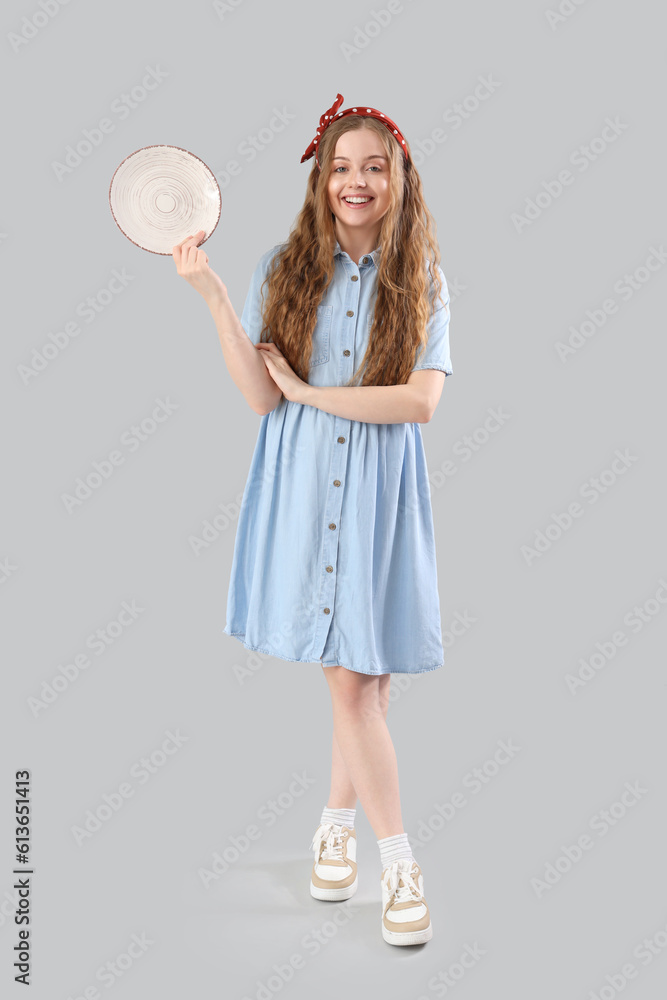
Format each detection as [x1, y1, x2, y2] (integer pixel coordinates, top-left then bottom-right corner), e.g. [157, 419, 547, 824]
[320, 805, 356, 829]
[378, 832, 414, 871]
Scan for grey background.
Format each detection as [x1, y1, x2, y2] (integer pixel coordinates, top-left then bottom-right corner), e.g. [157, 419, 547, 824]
[2, 0, 666, 997]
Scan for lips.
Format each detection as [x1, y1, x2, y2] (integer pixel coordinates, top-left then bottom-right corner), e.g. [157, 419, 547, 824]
[342, 196, 374, 208]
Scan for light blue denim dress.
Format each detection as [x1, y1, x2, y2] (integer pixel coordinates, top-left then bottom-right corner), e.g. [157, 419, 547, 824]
[223, 240, 453, 675]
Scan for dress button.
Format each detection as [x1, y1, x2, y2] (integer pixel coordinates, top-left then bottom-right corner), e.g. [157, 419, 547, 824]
[351, 275, 358, 281]
[337, 436, 345, 443]
[326, 565, 333, 572]
[323, 607, 331, 614]
[333, 480, 341, 487]
[343, 349, 350, 356]
[329, 522, 336, 530]
[361, 256, 370, 264]
[346, 310, 354, 317]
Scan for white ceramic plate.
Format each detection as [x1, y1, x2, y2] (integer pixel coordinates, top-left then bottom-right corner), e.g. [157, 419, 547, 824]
[109, 144, 222, 255]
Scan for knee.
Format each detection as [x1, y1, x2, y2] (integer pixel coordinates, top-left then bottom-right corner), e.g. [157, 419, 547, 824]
[325, 666, 383, 721]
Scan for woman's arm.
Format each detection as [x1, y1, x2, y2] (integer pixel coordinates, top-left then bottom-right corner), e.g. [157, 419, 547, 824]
[299, 370, 447, 424]
[172, 231, 282, 416]
[257, 342, 447, 424]
[207, 292, 283, 416]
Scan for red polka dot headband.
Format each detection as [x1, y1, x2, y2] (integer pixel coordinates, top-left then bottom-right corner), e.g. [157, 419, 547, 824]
[300, 92, 410, 170]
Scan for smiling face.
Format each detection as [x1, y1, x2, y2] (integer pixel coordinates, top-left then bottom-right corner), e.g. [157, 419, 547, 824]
[327, 126, 392, 242]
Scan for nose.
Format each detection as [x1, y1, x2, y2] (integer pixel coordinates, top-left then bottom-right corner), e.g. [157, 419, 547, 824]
[347, 171, 367, 188]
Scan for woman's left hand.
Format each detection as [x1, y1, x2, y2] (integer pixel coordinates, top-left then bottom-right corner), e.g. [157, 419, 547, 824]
[255, 342, 309, 404]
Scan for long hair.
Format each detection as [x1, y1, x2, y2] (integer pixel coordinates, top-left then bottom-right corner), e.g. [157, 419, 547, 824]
[257, 115, 443, 387]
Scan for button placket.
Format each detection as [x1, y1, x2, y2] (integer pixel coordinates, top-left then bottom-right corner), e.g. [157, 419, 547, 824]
[314, 259, 357, 657]
[342, 261, 360, 373]
[314, 415, 350, 656]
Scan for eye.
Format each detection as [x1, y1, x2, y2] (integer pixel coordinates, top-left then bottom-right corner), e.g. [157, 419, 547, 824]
[333, 165, 382, 173]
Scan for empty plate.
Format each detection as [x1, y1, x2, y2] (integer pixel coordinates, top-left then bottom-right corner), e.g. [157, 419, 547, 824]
[109, 144, 222, 254]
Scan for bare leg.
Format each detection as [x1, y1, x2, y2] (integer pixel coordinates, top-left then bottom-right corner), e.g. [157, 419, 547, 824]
[326, 672, 391, 810]
[322, 666, 402, 839]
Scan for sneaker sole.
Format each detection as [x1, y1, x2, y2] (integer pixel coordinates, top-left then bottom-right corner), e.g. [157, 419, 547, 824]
[310, 876, 358, 901]
[382, 921, 433, 946]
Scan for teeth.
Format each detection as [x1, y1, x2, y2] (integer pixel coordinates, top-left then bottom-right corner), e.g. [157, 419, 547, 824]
[344, 197, 371, 204]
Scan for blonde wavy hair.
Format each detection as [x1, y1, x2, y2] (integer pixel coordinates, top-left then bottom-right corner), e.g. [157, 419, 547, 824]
[257, 115, 443, 387]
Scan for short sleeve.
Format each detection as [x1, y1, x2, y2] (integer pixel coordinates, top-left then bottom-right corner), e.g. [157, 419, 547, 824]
[240, 244, 284, 346]
[411, 264, 453, 376]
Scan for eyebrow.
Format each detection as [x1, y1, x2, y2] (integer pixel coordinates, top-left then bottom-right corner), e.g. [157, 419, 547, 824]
[332, 155, 388, 162]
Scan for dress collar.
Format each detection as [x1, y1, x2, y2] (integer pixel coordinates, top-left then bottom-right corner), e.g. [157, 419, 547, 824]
[333, 240, 380, 267]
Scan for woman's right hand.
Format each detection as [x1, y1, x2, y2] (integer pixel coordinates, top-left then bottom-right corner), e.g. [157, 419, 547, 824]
[172, 230, 229, 305]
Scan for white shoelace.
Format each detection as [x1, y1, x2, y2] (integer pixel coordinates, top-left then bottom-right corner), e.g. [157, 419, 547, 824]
[310, 822, 346, 862]
[384, 860, 423, 904]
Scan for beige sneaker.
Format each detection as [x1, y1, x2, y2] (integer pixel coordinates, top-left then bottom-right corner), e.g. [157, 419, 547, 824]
[381, 858, 432, 945]
[309, 822, 358, 900]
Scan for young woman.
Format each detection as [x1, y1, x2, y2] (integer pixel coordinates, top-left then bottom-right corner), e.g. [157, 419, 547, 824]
[172, 93, 453, 947]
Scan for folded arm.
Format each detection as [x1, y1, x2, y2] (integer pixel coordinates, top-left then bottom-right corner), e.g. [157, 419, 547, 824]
[299, 369, 447, 424]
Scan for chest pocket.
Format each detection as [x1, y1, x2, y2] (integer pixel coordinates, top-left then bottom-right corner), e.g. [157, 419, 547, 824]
[309, 305, 332, 367]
